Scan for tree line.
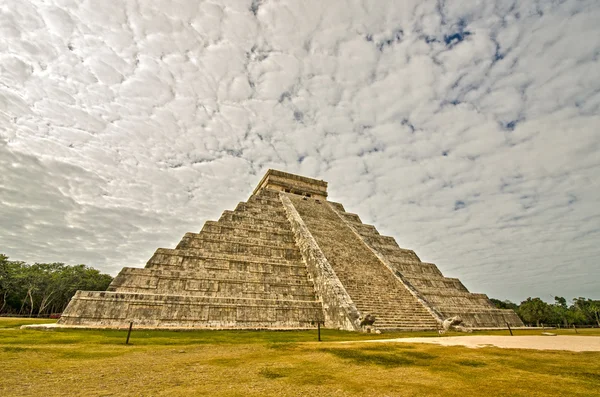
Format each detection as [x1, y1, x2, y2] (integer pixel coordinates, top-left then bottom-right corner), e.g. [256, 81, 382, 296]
[0, 254, 113, 317]
[491, 296, 600, 328]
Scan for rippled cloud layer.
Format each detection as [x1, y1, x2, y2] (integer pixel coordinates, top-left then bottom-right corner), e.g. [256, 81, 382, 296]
[1, 0, 599, 301]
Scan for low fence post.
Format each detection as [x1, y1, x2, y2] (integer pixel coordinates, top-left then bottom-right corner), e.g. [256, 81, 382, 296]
[318, 321, 321, 342]
[126, 321, 133, 344]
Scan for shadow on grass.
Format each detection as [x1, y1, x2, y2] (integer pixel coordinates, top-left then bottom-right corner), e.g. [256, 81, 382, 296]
[59, 350, 127, 359]
[457, 360, 487, 367]
[258, 363, 336, 385]
[320, 347, 438, 368]
[3, 346, 42, 353]
[360, 344, 415, 351]
[208, 357, 244, 367]
[259, 368, 287, 379]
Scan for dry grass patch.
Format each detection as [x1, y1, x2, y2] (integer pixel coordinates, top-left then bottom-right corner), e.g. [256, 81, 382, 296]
[1, 318, 599, 396]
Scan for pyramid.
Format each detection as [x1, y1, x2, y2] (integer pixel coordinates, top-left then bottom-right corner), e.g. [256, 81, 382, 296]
[59, 170, 523, 330]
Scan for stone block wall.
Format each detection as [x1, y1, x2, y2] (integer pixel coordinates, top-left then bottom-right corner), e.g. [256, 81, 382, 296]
[59, 188, 324, 329]
[59, 170, 522, 331]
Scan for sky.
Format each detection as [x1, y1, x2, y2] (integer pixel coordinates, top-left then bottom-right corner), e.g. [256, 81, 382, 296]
[1, 0, 599, 303]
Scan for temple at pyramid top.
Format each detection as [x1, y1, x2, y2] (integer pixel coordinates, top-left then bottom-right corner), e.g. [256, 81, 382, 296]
[57, 169, 523, 331]
[252, 169, 328, 199]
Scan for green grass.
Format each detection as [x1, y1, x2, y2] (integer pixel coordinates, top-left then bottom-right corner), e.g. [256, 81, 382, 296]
[1, 318, 599, 396]
[0, 317, 58, 329]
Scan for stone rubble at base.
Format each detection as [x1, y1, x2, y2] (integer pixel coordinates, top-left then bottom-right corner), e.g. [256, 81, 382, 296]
[58, 169, 523, 331]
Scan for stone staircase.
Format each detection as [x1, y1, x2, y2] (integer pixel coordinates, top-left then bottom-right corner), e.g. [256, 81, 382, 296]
[329, 201, 523, 328]
[59, 169, 522, 331]
[286, 194, 439, 331]
[60, 189, 324, 329]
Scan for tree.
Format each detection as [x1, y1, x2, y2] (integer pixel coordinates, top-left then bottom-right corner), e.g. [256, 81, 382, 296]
[550, 296, 569, 327]
[590, 301, 600, 327]
[572, 297, 600, 326]
[0, 254, 113, 316]
[490, 298, 518, 311]
[0, 255, 20, 312]
[518, 297, 551, 327]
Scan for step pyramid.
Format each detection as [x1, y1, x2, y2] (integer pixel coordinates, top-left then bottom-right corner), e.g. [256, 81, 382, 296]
[59, 170, 523, 330]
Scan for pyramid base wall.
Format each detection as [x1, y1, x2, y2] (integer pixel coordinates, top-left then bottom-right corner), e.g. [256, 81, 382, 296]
[56, 171, 525, 332]
[58, 291, 324, 329]
[441, 308, 524, 328]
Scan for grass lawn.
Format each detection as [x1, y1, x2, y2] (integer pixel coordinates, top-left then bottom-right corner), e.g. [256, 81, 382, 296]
[1, 318, 599, 397]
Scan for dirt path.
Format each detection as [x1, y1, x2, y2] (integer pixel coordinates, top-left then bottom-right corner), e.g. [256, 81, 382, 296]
[350, 335, 600, 352]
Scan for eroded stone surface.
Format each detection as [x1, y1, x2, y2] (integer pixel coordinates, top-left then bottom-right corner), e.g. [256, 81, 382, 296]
[59, 169, 522, 330]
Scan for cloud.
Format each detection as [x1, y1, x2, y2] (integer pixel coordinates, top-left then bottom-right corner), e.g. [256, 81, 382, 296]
[1, 0, 599, 302]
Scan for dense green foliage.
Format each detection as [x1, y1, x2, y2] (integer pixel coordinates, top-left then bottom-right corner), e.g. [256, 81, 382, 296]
[0, 254, 112, 317]
[491, 296, 600, 327]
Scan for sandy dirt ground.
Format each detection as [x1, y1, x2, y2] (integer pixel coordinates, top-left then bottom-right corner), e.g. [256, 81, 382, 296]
[352, 336, 600, 352]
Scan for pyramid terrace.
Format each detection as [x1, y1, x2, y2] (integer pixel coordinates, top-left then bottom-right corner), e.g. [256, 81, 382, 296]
[59, 170, 522, 331]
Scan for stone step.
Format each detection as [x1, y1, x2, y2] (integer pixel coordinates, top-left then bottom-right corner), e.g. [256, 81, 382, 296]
[353, 304, 435, 315]
[360, 234, 397, 246]
[205, 220, 293, 235]
[109, 270, 318, 300]
[428, 299, 495, 311]
[331, 278, 411, 291]
[440, 308, 523, 328]
[235, 201, 287, 216]
[232, 207, 289, 222]
[247, 196, 284, 207]
[328, 201, 346, 212]
[440, 307, 513, 315]
[392, 264, 443, 277]
[180, 232, 298, 250]
[370, 312, 437, 323]
[149, 248, 305, 267]
[368, 315, 436, 322]
[252, 189, 281, 199]
[175, 238, 302, 260]
[404, 276, 467, 290]
[110, 289, 317, 301]
[145, 259, 312, 278]
[390, 259, 424, 266]
[375, 246, 421, 261]
[374, 322, 438, 328]
[352, 299, 430, 307]
[111, 283, 317, 301]
[354, 225, 380, 236]
[113, 267, 315, 286]
[369, 312, 438, 319]
[375, 324, 438, 330]
[372, 313, 439, 321]
[71, 291, 324, 306]
[219, 210, 291, 229]
[201, 221, 295, 242]
[352, 295, 420, 309]
[232, 209, 289, 223]
[416, 289, 489, 299]
[59, 290, 324, 328]
[357, 310, 436, 319]
[147, 262, 311, 278]
[341, 212, 362, 223]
